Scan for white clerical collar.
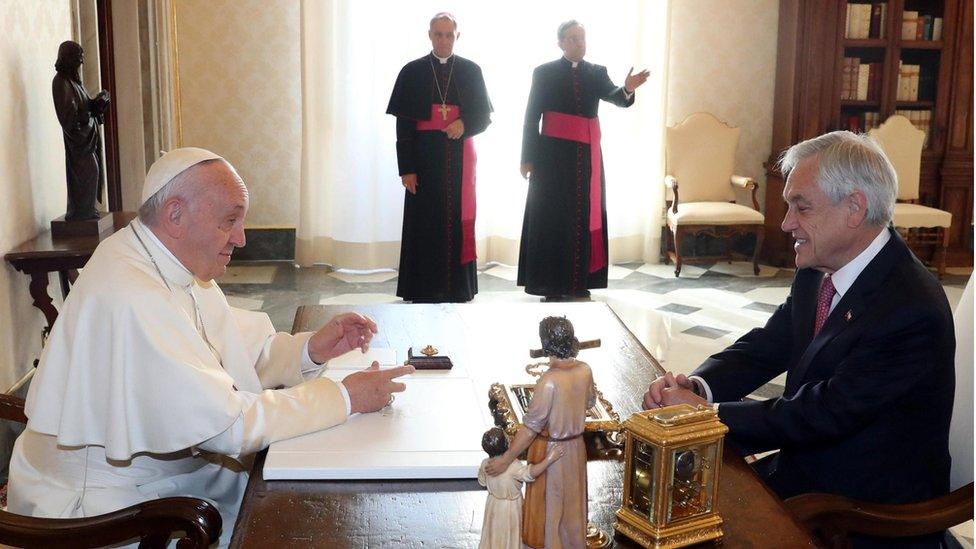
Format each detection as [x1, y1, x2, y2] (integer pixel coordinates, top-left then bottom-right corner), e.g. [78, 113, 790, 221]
[563, 57, 580, 68]
[432, 52, 452, 64]
[828, 227, 890, 302]
[131, 218, 195, 288]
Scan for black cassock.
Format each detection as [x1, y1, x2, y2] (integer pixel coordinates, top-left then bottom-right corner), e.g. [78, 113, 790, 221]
[518, 58, 633, 297]
[387, 54, 492, 303]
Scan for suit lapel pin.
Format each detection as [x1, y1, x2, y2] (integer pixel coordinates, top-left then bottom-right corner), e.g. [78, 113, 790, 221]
[844, 310, 853, 322]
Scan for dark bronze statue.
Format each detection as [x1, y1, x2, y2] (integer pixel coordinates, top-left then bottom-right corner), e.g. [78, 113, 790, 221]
[53, 41, 109, 221]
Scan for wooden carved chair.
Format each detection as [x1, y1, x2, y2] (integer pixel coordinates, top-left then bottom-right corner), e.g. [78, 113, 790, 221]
[786, 275, 975, 547]
[663, 112, 765, 277]
[0, 394, 222, 548]
[869, 115, 952, 278]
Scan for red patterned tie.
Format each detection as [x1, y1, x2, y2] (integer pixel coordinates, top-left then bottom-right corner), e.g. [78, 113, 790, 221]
[814, 275, 836, 336]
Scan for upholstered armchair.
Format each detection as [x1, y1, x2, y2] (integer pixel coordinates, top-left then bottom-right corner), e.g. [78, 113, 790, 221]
[869, 115, 952, 278]
[664, 112, 764, 277]
[0, 394, 222, 548]
[786, 275, 974, 547]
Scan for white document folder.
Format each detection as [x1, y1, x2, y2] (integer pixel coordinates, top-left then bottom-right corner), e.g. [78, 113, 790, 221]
[264, 376, 491, 480]
[324, 347, 398, 369]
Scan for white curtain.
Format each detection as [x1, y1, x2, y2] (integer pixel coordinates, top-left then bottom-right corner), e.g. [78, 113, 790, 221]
[298, 0, 670, 269]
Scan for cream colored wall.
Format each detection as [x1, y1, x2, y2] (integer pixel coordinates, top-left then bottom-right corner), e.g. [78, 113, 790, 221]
[0, 0, 73, 390]
[173, 0, 301, 227]
[667, 0, 779, 210]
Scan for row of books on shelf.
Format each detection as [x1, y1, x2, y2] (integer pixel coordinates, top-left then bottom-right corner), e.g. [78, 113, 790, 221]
[901, 11, 943, 41]
[845, 4, 944, 41]
[841, 60, 934, 102]
[846, 3, 886, 39]
[842, 58, 882, 101]
[896, 62, 925, 101]
[841, 110, 931, 146]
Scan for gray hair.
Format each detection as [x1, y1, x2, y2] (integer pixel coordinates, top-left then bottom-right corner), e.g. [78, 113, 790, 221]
[557, 20, 582, 41]
[429, 12, 457, 30]
[778, 131, 896, 226]
[138, 159, 221, 226]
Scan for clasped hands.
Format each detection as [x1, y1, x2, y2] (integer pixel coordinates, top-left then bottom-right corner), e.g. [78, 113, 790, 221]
[307, 312, 414, 414]
[641, 372, 708, 410]
[443, 118, 464, 139]
[91, 90, 110, 113]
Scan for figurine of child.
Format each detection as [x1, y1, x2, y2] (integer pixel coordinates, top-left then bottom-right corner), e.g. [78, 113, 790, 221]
[485, 316, 596, 548]
[478, 427, 564, 549]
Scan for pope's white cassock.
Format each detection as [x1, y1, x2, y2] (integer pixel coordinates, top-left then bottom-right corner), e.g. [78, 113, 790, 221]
[8, 153, 350, 547]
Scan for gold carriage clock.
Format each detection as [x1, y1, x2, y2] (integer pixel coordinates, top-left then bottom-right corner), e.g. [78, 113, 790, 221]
[614, 404, 728, 548]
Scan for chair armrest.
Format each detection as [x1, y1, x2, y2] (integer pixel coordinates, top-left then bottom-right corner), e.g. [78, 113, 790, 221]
[664, 176, 679, 213]
[0, 395, 27, 425]
[0, 496, 222, 548]
[730, 175, 761, 210]
[730, 175, 755, 189]
[785, 482, 974, 542]
[0, 396, 221, 547]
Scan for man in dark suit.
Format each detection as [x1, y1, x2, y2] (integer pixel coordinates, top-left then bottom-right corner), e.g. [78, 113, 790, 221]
[643, 131, 954, 547]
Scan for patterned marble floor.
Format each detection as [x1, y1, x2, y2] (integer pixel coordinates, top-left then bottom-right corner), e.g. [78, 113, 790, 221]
[219, 260, 972, 402]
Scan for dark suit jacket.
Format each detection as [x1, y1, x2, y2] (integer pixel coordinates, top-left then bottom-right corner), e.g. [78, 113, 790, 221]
[695, 228, 954, 505]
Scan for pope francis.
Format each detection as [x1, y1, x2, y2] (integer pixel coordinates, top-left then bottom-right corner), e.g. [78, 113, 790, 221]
[7, 148, 414, 546]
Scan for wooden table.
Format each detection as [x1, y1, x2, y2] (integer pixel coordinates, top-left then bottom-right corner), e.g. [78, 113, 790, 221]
[3, 212, 135, 333]
[230, 303, 815, 548]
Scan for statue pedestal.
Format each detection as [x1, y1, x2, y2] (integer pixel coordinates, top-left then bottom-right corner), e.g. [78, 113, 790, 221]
[51, 212, 113, 238]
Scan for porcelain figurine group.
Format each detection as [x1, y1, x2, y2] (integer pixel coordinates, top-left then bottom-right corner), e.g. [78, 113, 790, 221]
[480, 316, 596, 549]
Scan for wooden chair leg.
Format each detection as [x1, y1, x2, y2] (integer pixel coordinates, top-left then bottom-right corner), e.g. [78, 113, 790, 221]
[939, 227, 949, 279]
[752, 226, 765, 276]
[663, 226, 673, 265]
[674, 228, 683, 277]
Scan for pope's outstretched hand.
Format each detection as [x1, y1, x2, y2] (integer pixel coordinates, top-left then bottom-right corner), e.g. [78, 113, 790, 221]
[308, 312, 378, 364]
[342, 362, 415, 413]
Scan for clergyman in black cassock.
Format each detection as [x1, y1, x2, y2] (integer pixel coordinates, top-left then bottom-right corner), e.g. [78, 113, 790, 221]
[517, 21, 648, 299]
[386, 14, 492, 303]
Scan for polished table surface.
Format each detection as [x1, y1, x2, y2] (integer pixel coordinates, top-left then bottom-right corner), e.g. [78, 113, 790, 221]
[230, 303, 814, 548]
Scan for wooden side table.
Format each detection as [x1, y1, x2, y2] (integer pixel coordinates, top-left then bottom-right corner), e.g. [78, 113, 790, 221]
[4, 212, 135, 335]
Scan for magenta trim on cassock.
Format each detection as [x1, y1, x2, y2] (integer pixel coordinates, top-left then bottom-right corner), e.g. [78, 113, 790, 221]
[416, 103, 477, 264]
[541, 111, 606, 273]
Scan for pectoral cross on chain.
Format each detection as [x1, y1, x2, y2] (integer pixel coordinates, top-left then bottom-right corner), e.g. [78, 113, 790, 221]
[438, 103, 452, 121]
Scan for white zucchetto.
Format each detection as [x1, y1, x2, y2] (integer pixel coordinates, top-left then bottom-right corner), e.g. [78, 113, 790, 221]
[141, 147, 224, 205]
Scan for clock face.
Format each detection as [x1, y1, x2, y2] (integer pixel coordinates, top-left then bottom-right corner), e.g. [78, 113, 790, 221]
[667, 444, 716, 522]
[627, 439, 656, 522]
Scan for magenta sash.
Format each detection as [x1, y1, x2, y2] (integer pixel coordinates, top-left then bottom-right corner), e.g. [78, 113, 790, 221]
[541, 111, 606, 273]
[416, 104, 476, 264]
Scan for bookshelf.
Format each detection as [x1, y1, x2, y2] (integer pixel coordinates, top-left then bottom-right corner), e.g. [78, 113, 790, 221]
[763, 0, 973, 268]
[839, 2, 946, 145]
